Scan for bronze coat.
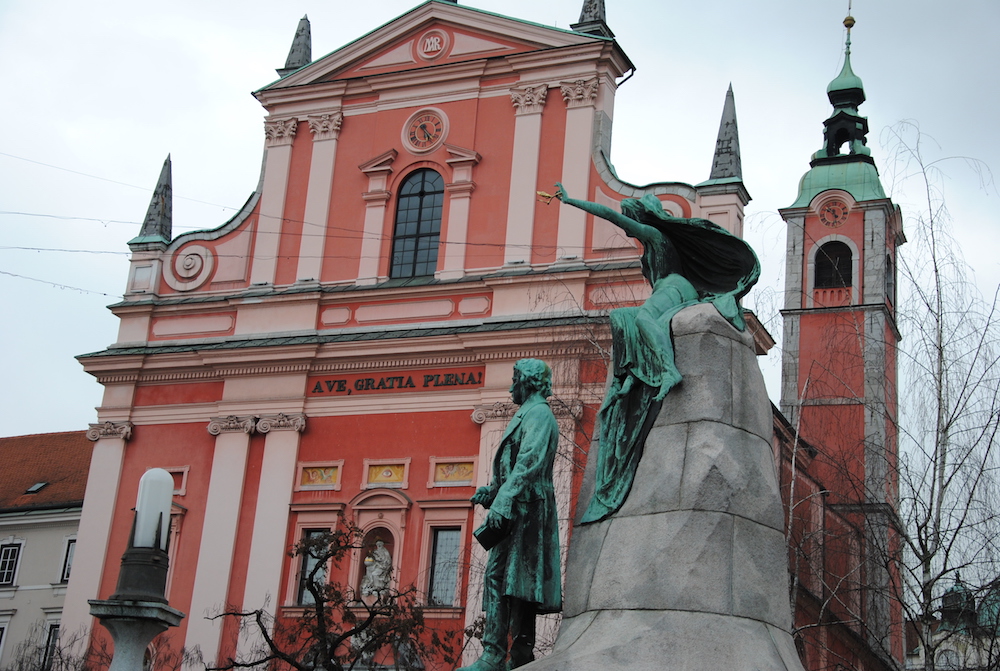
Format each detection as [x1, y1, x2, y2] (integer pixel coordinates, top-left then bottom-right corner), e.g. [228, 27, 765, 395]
[484, 396, 562, 612]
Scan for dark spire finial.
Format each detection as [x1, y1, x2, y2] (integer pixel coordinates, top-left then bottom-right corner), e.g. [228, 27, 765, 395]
[708, 84, 742, 181]
[277, 16, 311, 78]
[809, 13, 873, 167]
[131, 155, 172, 246]
[571, 0, 614, 38]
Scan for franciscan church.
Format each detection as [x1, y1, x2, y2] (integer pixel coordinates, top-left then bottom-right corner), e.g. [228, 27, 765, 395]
[57, 2, 904, 670]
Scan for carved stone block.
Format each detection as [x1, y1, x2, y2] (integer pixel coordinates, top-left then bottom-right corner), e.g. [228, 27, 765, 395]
[588, 510, 734, 614]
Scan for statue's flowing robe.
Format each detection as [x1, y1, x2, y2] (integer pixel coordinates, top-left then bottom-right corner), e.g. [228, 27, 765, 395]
[580, 195, 759, 523]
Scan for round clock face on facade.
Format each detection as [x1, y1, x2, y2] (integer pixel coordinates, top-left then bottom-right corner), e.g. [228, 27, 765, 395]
[819, 199, 849, 227]
[404, 110, 447, 153]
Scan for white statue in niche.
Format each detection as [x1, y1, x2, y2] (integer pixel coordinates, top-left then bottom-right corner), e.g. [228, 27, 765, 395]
[360, 539, 392, 598]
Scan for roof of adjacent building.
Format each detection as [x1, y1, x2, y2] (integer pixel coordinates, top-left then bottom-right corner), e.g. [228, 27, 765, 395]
[0, 431, 92, 512]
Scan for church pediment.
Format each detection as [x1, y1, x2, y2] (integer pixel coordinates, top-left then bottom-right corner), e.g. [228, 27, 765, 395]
[262, 1, 601, 90]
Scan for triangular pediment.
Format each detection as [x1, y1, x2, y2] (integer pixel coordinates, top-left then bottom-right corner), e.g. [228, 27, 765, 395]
[262, 1, 603, 90]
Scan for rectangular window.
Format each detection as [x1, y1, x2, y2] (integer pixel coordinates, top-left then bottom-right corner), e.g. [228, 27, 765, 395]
[42, 624, 60, 671]
[61, 539, 76, 583]
[0, 544, 21, 586]
[427, 528, 461, 606]
[297, 529, 328, 605]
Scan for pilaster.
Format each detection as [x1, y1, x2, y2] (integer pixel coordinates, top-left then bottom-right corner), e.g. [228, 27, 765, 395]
[59, 422, 133, 654]
[356, 150, 397, 285]
[439, 145, 481, 280]
[249, 117, 298, 286]
[296, 112, 343, 283]
[556, 79, 598, 262]
[237, 414, 306, 656]
[184, 417, 255, 666]
[504, 84, 548, 266]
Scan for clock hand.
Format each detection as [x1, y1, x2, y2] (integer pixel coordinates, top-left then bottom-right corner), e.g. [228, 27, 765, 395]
[419, 124, 433, 141]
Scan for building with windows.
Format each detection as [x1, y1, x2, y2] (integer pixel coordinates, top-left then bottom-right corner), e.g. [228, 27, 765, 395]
[904, 577, 1000, 671]
[57, 2, 905, 671]
[0, 431, 91, 668]
[777, 15, 905, 671]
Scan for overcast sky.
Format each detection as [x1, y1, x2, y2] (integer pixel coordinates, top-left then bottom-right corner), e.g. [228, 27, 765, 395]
[1, 0, 996, 437]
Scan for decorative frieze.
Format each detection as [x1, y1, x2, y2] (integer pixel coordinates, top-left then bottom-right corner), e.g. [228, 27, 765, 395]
[307, 112, 343, 142]
[86, 421, 134, 442]
[256, 413, 306, 434]
[510, 84, 548, 116]
[207, 415, 256, 436]
[264, 117, 298, 147]
[560, 78, 599, 109]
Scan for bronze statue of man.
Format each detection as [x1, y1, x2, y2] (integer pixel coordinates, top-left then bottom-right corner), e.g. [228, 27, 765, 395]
[461, 359, 562, 671]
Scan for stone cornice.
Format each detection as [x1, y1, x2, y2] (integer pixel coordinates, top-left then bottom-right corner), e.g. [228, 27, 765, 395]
[560, 78, 598, 109]
[86, 421, 134, 442]
[207, 415, 256, 436]
[510, 84, 548, 116]
[264, 117, 298, 147]
[307, 111, 343, 141]
[257, 413, 306, 433]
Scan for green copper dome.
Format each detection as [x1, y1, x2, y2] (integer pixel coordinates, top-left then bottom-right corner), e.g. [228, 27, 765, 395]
[827, 49, 864, 95]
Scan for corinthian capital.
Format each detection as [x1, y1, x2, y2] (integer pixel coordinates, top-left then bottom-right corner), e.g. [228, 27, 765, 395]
[86, 421, 134, 442]
[257, 413, 307, 434]
[510, 85, 548, 116]
[307, 112, 343, 141]
[264, 117, 298, 147]
[207, 415, 256, 436]
[560, 78, 599, 109]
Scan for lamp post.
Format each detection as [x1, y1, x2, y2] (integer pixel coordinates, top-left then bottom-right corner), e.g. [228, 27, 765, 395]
[89, 469, 185, 671]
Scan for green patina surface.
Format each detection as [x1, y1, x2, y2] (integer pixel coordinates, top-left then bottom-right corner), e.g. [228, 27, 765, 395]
[464, 359, 561, 671]
[790, 161, 886, 208]
[556, 185, 759, 523]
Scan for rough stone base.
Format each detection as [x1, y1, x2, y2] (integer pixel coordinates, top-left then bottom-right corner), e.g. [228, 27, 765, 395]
[528, 609, 802, 671]
[525, 304, 805, 671]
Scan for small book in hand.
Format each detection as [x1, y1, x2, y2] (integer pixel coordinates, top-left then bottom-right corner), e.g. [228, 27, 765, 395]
[473, 516, 511, 550]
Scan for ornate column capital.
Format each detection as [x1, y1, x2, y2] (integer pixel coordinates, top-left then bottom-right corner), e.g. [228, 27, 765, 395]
[256, 413, 306, 434]
[264, 117, 298, 147]
[207, 415, 256, 436]
[510, 84, 548, 116]
[471, 399, 581, 424]
[307, 111, 343, 142]
[560, 78, 599, 109]
[87, 421, 134, 442]
[471, 402, 516, 424]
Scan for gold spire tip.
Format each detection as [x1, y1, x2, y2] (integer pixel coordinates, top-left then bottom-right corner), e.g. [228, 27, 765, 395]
[844, 15, 855, 30]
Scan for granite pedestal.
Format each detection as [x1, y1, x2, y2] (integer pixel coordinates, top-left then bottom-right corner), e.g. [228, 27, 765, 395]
[525, 303, 805, 671]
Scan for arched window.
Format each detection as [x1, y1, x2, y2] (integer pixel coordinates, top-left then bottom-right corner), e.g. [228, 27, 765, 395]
[815, 241, 852, 288]
[390, 169, 444, 278]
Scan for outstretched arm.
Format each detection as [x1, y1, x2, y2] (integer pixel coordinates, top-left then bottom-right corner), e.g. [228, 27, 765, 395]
[555, 183, 656, 241]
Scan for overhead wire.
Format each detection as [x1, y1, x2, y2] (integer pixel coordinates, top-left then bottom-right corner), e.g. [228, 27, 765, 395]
[0, 151, 636, 295]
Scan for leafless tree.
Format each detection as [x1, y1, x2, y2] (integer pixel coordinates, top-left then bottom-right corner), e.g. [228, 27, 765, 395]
[885, 121, 1000, 671]
[205, 521, 461, 671]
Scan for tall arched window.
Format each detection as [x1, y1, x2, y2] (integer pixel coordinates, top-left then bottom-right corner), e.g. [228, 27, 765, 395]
[390, 169, 444, 278]
[815, 241, 852, 288]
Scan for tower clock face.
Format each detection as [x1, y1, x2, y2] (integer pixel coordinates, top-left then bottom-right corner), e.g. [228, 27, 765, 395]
[819, 199, 849, 227]
[403, 110, 447, 153]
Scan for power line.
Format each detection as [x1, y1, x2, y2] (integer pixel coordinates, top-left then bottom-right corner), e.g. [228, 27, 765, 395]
[0, 152, 242, 212]
[0, 269, 122, 298]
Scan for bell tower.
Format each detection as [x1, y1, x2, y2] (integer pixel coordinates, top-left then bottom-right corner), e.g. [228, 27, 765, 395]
[778, 14, 905, 663]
